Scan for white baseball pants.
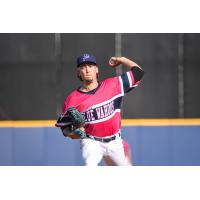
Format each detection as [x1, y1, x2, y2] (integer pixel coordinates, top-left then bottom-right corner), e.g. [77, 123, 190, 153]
[81, 137, 132, 166]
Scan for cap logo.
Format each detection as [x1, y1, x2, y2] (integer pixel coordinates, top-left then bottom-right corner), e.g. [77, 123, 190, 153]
[77, 54, 96, 67]
[83, 54, 90, 61]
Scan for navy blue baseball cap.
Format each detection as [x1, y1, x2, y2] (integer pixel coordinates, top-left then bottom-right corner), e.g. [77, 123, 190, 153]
[77, 54, 97, 67]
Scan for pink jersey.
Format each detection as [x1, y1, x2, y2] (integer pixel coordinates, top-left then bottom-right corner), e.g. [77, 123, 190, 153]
[63, 69, 142, 137]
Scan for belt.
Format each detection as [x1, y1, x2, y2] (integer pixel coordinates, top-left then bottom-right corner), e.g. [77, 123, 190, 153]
[86, 133, 121, 143]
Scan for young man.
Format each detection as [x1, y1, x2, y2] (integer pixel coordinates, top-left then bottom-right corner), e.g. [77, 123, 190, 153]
[63, 54, 144, 166]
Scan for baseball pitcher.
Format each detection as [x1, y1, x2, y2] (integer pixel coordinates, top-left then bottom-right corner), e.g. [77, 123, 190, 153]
[56, 54, 144, 166]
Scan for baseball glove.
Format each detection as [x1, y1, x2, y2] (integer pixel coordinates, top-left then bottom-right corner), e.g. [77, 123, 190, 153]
[55, 107, 86, 139]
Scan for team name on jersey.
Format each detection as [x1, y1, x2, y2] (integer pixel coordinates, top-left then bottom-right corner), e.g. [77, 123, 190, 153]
[83, 101, 115, 123]
[82, 95, 123, 124]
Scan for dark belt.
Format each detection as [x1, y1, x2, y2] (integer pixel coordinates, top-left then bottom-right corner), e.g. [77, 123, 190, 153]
[86, 133, 121, 143]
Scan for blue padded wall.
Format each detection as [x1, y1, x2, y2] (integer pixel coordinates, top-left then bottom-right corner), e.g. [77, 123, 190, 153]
[0, 126, 200, 166]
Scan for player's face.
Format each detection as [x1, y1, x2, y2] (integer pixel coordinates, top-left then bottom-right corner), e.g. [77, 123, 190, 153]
[78, 63, 99, 82]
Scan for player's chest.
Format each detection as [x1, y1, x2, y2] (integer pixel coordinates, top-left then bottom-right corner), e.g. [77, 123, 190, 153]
[75, 81, 120, 110]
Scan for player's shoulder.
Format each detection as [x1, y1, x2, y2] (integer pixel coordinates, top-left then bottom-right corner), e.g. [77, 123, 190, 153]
[64, 88, 79, 101]
[63, 88, 80, 112]
[101, 76, 119, 85]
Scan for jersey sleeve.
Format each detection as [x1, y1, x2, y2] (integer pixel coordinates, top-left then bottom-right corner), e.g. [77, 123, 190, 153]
[62, 90, 86, 114]
[120, 66, 144, 93]
[62, 96, 71, 113]
[62, 92, 77, 113]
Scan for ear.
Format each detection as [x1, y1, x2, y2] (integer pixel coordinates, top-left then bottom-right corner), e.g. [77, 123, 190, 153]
[95, 66, 99, 73]
[77, 69, 83, 81]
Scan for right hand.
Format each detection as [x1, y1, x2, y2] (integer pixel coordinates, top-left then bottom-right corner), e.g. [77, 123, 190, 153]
[108, 57, 121, 67]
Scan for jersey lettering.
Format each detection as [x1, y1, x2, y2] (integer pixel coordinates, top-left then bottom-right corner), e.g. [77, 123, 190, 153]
[83, 100, 116, 123]
[96, 101, 114, 119]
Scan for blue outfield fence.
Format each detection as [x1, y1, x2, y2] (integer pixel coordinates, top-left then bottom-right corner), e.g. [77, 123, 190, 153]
[0, 120, 200, 166]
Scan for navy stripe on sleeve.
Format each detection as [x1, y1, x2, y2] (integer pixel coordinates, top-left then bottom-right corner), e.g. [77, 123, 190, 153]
[120, 72, 130, 92]
[120, 67, 144, 93]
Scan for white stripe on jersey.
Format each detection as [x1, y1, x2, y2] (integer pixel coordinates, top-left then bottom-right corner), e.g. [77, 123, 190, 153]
[126, 71, 139, 88]
[119, 76, 124, 96]
[85, 109, 121, 124]
[126, 71, 132, 87]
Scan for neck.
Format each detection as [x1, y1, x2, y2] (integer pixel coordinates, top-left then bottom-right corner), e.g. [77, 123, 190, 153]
[81, 80, 98, 92]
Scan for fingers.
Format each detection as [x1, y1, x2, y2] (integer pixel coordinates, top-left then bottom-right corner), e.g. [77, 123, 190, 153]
[109, 57, 120, 67]
[109, 57, 117, 65]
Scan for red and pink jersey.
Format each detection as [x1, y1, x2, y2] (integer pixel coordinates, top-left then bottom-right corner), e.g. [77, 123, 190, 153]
[63, 68, 144, 137]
